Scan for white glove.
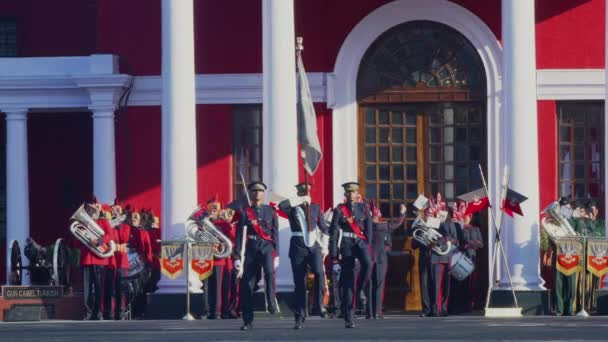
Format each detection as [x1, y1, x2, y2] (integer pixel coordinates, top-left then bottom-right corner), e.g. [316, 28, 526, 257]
[234, 260, 241, 271]
[274, 257, 280, 270]
[289, 195, 311, 207]
[332, 263, 341, 273]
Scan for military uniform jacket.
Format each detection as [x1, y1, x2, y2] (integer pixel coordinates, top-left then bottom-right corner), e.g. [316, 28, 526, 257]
[413, 221, 459, 264]
[371, 214, 405, 264]
[278, 200, 329, 258]
[234, 204, 279, 258]
[462, 224, 484, 260]
[329, 202, 372, 260]
[571, 217, 603, 237]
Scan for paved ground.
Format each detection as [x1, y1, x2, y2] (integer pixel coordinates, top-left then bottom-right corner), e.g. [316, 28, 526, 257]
[1, 315, 608, 341]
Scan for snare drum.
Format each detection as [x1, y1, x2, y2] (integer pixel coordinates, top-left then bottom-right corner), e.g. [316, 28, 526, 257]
[450, 251, 474, 281]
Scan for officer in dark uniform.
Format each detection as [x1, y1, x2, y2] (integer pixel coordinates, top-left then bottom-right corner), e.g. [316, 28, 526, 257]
[414, 207, 459, 317]
[329, 182, 372, 328]
[279, 182, 329, 329]
[233, 181, 279, 331]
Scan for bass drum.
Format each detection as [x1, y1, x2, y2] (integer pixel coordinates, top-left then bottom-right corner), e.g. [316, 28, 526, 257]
[121, 249, 150, 305]
[450, 251, 474, 281]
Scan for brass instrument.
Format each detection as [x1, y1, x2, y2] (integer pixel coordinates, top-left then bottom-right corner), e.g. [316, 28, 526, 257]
[541, 200, 578, 243]
[69, 204, 116, 258]
[412, 213, 452, 256]
[186, 209, 233, 259]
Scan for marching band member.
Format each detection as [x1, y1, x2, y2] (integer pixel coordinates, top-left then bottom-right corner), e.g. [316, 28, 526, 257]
[365, 200, 406, 319]
[79, 198, 112, 320]
[147, 211, 162, 293]
[329, 182, 372, 328]
[279, 182, 329, 330]
[234, 181, 280, 331]
[111, 201, 131, 320]
[413, 195, 458, 317]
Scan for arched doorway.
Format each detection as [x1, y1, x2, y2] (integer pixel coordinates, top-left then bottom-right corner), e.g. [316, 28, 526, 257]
[356, 20, 488, 312]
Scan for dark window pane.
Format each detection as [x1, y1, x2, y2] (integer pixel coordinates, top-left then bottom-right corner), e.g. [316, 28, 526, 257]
[429, 146, 441, 161]
[574, 164, 585, 179]
[406, 166, 417, 180]
[379, 111, 389, 124]
[470, 145, 480, 161]
[589, 182, 601, 197]
[430, 183, 440, 194]
[575, 182, 585, 198]
[470, 127, 481, 141]
[574, 127, 585, 142]
[379, 165, 390, 181]
[406, 147, 417, 162]
[455, 144, 467, 161]
[391, 112, 403, 125]
[379, 184, 390, 199]
[560, 146, 571, 161]
[406, 127, 417, 143]
[407, 184, 418, 199]
[365, 127, 376, 143]
[379, 147, 390, 162]
[470, 108, 481, 123]
[392, 146, 404, 162]
[455, 165, 468, 179]
[366, 147, 376, 161]
[454, 108, 467, 123]
[365, 109, 375, 124]
[394, 183, 404, 199]
[430, 164, 440, 180]
[455, 182, 468, 196]
[366, 183, 378, 198]
[392, 165, 404, 180]
[391, 128, 403, 143]
[559, 127, 571, 142]
[379, 128, 389, 143]
[406, 113, 417, 125]
[591, 162, 601, 180]
[366, 165, 376, 181]
[574, 145, 584, 161]
[430, 127, 441, 143]
[560, 182, 572, 197]
[455, 127, 467, 142]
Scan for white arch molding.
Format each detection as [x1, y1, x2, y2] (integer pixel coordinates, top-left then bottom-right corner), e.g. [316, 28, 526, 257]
[328, 0, 506, 285]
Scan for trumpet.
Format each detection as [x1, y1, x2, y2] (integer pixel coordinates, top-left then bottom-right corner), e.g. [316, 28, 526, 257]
[69, 204, 116, 258]
[412, 213, 452, 256]
[186, 210, 233, 259]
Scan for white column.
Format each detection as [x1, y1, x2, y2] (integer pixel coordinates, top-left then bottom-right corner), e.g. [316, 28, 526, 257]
[499, 0, 545, 290]
[5, 108, 30, 285]
[91, 107, 116, 204]
[158, 0, 199, 294]
[262, 0, 299, 292]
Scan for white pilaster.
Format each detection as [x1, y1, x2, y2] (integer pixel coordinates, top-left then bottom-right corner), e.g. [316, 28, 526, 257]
[262, 0, 299, 292]
[499, 0, 545, 290]
[158, 0, 199, 294]
[91, 107, 116, 204]
[5, 108, 30, 285]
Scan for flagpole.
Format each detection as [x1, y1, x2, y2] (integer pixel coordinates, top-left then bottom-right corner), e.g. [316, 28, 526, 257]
[479, 164, 519, 310]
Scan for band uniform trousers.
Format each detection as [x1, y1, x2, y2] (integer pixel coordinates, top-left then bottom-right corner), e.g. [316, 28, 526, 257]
[290, 241, 326, 321]
[340, 237, 372, 322]
[240, 240, 276, 325]
[370, 253, 388, 317]
[103, 267, 127, 318]
[83, 265, 104, 319]
[207, 264, 233, 317]
[418, 250, 451, 316]
[556, 270, 577, 315]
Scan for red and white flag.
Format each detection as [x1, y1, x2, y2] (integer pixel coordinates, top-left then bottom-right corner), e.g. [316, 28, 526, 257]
[501, 188, 528, 217]
[457, 188, 490, 215]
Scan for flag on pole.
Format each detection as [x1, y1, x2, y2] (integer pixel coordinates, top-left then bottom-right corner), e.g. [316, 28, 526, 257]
[501, 188, 528, 217]
[296, 42, 323, 175]
[457, 188, 490, 215]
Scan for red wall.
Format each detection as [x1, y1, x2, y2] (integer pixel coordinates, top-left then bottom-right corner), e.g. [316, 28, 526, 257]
[28, 113, 93, 246]
[115, 106, 162, 214]
[0, 0, 96, 57]
[537, 101, 559, 210]
[536, 0, 605, 69]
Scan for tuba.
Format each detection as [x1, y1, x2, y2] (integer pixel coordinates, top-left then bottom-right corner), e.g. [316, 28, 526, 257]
[412, 213, 452, 256]
[69, 204, 116, 258]
[541, 201, 578, 243]
[186, 209, 233, 259]
[294, 205, 318, 248]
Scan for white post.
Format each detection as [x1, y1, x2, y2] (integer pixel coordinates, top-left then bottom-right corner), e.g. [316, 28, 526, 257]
[158, 0, 199, 294]
[5, 108, 30, 285]
[262, 0, 299, 292]
[91, 107, 117, 204]
[499, 0, 545, 290]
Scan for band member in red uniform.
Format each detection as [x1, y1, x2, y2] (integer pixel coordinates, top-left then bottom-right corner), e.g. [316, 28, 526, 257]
[366, 200, 406, 319]
[462, 211, 484, 312]
[110, 201, 131, 320]
[147, 211, 161, 293]
[329, 182, 372, 328]
[102, 203, 120, 320]
[79, 199, 113, 320]
[234, 181, 279, 331]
